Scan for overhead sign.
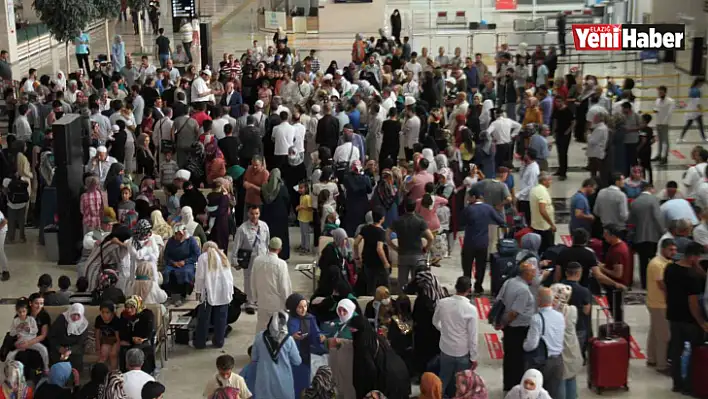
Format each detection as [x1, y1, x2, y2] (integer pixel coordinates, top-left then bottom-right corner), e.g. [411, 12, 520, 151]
[496, 0, 517, 10]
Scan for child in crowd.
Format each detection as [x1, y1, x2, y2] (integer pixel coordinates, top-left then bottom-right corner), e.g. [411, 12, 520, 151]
[163, 183, 180, 221]
[6, 299, 50, 373]
[94, 301, 120, 370]
[69, 276, 94, 304]
[460, 163, 485, 192]
[116, 186, 135, 223]
[239, 347, 257, 398]
[57, 275, 72, 304]
[160, 150, 179, 188]
[204, 354, 252, 398]
[637, 113, 654, 184]
[296, 182, 313, 254]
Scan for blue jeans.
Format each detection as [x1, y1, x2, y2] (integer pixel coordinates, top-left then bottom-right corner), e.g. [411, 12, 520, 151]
[194, 302, 229, 349]
[556, 377, 578, 399]
[439, 352, 471, 398]
[158, 53, 170, 68]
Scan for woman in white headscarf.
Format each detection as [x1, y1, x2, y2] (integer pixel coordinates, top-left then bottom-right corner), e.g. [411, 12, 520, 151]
[52, 71, 67, 92]
[133, 260, 168, 307]
[179, 206, 207, 247]
[504, 369, 551, 399]
[47, 303, 89, 371]
[252, 311, 301, 399]
[193, 241, 234, 349]
[550, 283, 583, 399]
[421, 148, 437, 174]
[479, 99, 495, 131]
[111, 35, 126, 71]
[326, 299, 357, 399]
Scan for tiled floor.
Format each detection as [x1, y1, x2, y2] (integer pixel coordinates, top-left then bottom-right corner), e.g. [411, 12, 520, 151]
[6, 4, 708, 399]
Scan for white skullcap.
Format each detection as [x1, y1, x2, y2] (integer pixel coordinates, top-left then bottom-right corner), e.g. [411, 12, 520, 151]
[445, 77, 457, 85]
[2, 178, 10, 188]
[175, 169, 191, 181]
[89, 147, 97, 158]
[323, 74, 333, 81]
[311, 104, 321, 113]
[404, 96, 417, 106]
[201, 69, 212, 77]
[111, 124, 119, 132]
[97, 145, 108, 153]
[255, 100, 264, 108]
[335, 69, 343, 75]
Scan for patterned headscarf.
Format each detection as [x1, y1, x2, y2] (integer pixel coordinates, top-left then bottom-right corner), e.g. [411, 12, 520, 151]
[132, 219, 152, 251]
[550, 283, 573, 315]
[99, 269, 119, 289]
[2, 361, 29, 399]
[301, 366, 336, 399]
[98, 371, 126, 399]
[452, 369, 488, 399]
[413, 269, 447, 303]
[364, 391, 388, 399]
[125, 295, 145, 313]
[210, 387, 240, 399]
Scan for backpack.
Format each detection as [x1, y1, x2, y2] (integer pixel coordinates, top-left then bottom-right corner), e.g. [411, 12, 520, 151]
[7, 178, 29, 204]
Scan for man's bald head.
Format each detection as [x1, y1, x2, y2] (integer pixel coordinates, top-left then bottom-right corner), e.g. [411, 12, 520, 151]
[519, 261, 536, 283]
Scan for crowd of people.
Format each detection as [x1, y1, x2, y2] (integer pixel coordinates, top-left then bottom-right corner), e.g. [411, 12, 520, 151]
[0, 8, 706, 399]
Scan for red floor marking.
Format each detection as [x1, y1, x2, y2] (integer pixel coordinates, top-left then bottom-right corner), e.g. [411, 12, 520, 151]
[561, 235, 572, 246]
[485, 333, 504, 359]
[475, 297, 491, 321]
[671, 149, 686, 160]
[629, 336, 646, 359]
[594, 295, 611, 318]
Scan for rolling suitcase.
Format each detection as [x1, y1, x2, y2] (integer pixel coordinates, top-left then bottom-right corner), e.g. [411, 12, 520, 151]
[490, 253, 515, 297]
[691, 344, 708, 398]
[587, 307, 629, 393]
[598, 292, 630, 343]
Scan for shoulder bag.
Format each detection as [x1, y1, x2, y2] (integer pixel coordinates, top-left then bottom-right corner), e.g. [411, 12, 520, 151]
[524, 312, 548, 369]
[235, 225, 260, 269]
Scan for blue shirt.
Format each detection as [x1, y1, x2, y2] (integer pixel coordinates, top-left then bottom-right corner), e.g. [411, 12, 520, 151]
[75, 33, 90, 54]
[347, 109, 361, 130]
[540, 96, 553, 126]
[463, 202, 506, 249]
[528, 134, 549, 160]
[569, 191, 591, 233]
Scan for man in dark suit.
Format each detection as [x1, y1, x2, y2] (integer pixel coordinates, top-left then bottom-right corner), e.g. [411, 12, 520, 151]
[239, 115, 264, 169]
[172, 92, 188, 119]
[628, 182, 665, 289]
[315, 102, 340, 155]
[220, 81, 243, 119]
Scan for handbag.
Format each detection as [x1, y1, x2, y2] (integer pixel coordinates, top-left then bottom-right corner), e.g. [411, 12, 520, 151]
[335, 144, 354, 174]
[524, 313, 548, 369]
[235, 226, 260, 269]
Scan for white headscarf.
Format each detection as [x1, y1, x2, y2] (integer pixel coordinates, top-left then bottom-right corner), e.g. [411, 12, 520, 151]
[62, 303, 89, 336]
[422, 148, 437, 173]
[550, 283, 573, 315]
[52, 71, 67, 92]
[180, 206, 198, 236]
[519, 369, 545, 399]
[337, 298, 356, 324]
[480, 99, 494, 130]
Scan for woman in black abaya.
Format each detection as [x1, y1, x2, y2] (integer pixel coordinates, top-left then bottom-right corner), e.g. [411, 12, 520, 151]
[349, 313, 411, 399]
[260, 168, 291, 260]
[390, 10, 402, 44]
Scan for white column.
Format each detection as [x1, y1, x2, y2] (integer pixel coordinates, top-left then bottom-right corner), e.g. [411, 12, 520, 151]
[0, 0, 18, 64]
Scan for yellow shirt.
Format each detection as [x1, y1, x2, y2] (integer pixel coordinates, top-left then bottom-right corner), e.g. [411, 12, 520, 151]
[460, 143, 474, 161]
[202, 372, 251, 399]
[530, 184, 554, 231]
[298, 194, 313, 223]
[646, 255, 670, 309]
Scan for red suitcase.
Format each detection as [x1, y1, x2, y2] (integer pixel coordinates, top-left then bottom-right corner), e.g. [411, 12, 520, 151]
[587, 308, 629, 394]
[691, 345, 708, 398]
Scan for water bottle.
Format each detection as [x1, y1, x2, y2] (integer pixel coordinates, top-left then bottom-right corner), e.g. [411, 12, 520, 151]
[681, 342, 691, 380]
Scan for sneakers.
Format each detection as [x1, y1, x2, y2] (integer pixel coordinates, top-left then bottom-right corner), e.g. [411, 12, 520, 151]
[1, 271, 9, 281]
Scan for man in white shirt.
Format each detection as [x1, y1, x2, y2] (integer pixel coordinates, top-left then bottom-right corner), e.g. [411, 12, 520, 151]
[433, 276, 479, 397]
[295, 72, 313, 107]
[165, 58, 180, 85]
[250, 237, 292, 331]
[381, 87, 396, 115]
[13, 103, 32, 142]
[191, 69, 213, 104]
[404, 52, 423, 81]
[517, 149, 541, 225]
[683, 149, 708, 197]
[654, 86, 675, 164]
[587, 113, 609, 179]
[523, 287, 565, 399]
[402, 101, 421, 161]
[333, 132, 360, 166]
[122, 348, 155, 399]
[272, 111, 295, 169]
[487, 108, 522, 167]
[22, 68, 36, 93]
[137, 55, 157, 85]
[292, 113, 306, 156]
[402, 71, 419, 98]
[210, 107, 229, 140]
[279, 71, 298, 108]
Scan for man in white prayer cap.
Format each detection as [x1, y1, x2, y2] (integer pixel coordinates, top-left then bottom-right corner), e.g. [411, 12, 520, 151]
[89, 145, 117, 184]
[173, 169, 191, 188]
[334, 69, 351, 97]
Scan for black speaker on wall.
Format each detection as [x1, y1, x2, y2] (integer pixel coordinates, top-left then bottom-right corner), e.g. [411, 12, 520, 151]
[200, 21, 213, 69]
[53, 114, 85, 265]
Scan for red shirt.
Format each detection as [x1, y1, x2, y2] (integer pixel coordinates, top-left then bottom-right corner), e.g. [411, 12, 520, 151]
[191, 111, 212, 127]
[605, 240, 632, 286]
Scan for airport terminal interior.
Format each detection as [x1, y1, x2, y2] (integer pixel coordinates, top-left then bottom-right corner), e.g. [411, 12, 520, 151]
[0, 0, 706, 397]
